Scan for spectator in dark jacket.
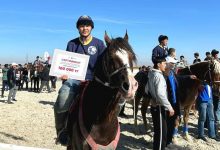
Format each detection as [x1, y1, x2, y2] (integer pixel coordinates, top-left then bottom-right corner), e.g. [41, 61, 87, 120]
[7, 63, 18, 104]
[193, 52, 201, 64]
[21, 64, 29, 90]
[204, 52, 212, 61]
[211, 49, 219, 61]
[33, 67, 40, 92]
[1, 64, 9, 97]
[39, 65, 51, 93]
[30, 66, 35, 91]
[50, 76, 57, 91]
[15, 66, 22, 90]
[152, 35, 169, 63]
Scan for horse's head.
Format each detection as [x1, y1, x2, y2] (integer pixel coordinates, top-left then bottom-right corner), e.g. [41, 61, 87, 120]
[188, 62, 212, 81]
[94, 31, 138, 99]
[181, 60, 220, 84]
[207, 59, 220, 96]
[209, 59, 220, 82]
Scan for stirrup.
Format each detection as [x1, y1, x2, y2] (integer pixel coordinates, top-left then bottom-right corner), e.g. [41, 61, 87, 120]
[55, 129, 70, 146]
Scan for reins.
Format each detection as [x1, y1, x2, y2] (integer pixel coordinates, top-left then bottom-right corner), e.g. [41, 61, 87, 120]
[186, 62, 220, 86]
[94, 65, 128, 89]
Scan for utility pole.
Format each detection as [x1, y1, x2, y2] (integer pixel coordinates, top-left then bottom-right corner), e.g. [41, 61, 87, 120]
[26, 53, 29, 63]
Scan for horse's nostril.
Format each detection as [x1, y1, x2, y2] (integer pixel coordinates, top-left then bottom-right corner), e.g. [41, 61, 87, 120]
[135, 81, 138, 86]
[122, 82, 129, 92]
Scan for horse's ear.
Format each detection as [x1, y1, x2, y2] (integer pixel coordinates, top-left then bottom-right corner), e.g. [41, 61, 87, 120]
[124, 30, 129, 42]
[104, 31, 111, 45]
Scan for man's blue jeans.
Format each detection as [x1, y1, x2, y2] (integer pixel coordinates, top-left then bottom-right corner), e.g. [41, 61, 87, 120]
[213, 95, 220, 123]
[54, 79, 80, 113]
[54, 79, 80, 135]
[198, 99, 216, 138]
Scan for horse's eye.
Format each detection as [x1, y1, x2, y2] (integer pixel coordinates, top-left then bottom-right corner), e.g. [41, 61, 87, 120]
[121, 74, 125, 81]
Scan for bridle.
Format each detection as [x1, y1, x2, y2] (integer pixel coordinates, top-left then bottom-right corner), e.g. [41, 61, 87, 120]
[94, 64, 128, 89]
[187, 62, 213, 86]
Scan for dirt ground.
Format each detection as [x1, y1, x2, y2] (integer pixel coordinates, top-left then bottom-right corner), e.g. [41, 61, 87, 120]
[0, 81, 220, 150]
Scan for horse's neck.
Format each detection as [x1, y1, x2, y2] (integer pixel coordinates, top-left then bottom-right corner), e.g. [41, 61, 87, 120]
[178, 71, 201, 107]
[82, 81, 119, 128]
[178, 67, 191, 76]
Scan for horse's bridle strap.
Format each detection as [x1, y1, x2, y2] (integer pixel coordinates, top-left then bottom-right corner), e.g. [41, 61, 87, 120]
[94, 65, 128, 89]
[109, 65, 128, 77]
[94, 76, 111, 88]
[187, 66, 193, 75]
[187, 62, 214, 85]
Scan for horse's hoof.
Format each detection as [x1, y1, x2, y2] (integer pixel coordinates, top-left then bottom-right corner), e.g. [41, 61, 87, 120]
[183, 133, 192, 141]
[144, 125, 148, 132]
[134, 121, 137, 126]
[134, 127, 140, 135]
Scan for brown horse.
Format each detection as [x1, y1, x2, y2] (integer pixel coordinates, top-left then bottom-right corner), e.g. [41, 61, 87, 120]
[67, 32, 138, 150]
[134, 60, 220, 141]
[132, 69, 151, 131]
[176, 60, 220, 140]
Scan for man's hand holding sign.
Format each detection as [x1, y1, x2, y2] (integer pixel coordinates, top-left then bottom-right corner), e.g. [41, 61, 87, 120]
[49, 49, 90, 81]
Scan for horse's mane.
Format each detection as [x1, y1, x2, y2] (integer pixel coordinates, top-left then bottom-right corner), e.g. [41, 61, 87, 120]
[189, 60, 220, 74]
[190, 61, 208, 67]
[178, 61, 220, 83]
[178, 61, 209, 76]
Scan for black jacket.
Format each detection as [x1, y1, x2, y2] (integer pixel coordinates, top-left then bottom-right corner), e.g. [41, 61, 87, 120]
[135, 71, 148, 87]
[152, 45, 168, 63]
[40, 67, 50, 81]
[22, 68, 28, 76]
[7, 68, 16, 88]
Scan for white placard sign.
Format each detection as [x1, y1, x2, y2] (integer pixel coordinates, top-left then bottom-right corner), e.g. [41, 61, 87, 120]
[49, 49, 90, 80]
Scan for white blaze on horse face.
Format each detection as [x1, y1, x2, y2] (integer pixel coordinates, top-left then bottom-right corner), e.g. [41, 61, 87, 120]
[116, 48, 132, 75]
[116, 48, 138, 99]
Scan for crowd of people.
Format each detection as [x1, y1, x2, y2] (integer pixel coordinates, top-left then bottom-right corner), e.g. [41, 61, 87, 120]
[0, 58, 57, 104]
[135, 35, 220, 150]
[126, 35, 220, 150]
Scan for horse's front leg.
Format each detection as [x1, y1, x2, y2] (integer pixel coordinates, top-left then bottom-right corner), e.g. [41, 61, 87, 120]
[191, 102, 199, 118]
[183, 106, 192, 141]
[71, 123, 89, 150]
[172, 116, 180, 144]
[141, 97, 150, 132]
[67, 145, 72, 150]
[133, 91, 142, 126]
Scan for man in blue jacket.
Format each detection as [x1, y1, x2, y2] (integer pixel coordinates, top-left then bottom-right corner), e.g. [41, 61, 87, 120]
[165, 56, 197, 145]
[54, 15, 106, 145]
[152, 35, 169, 63]
[197, 83, 219, 141]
